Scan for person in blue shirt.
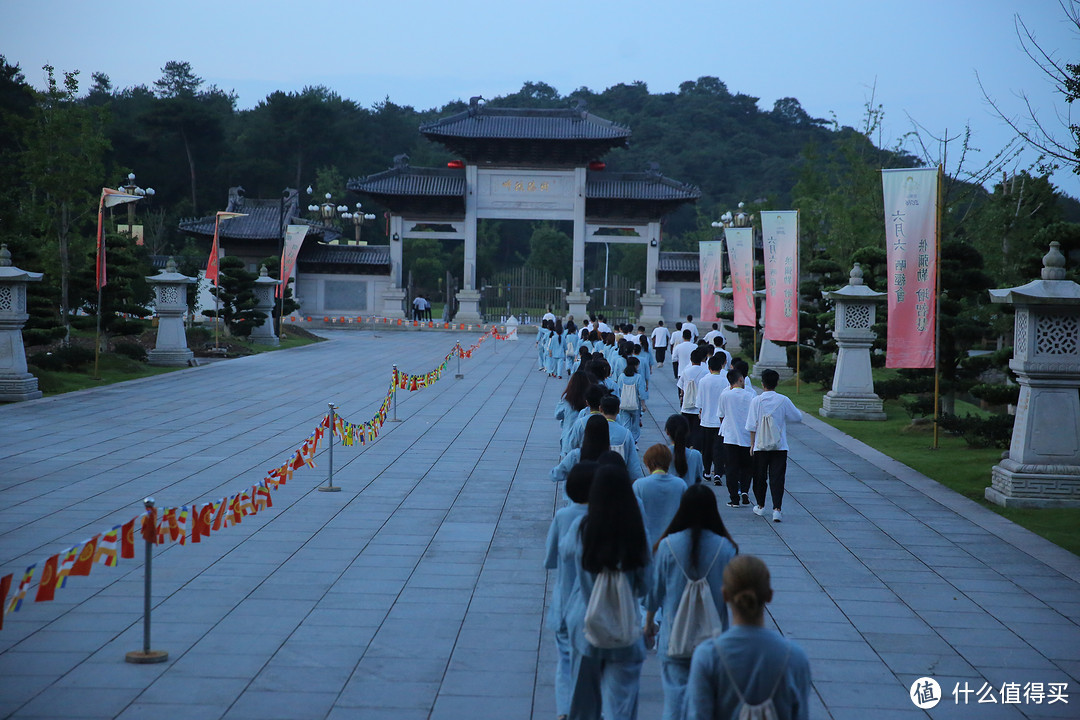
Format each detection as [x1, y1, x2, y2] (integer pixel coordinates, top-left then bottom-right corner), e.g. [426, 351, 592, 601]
[546, 461, 596, 720]
[549, 319, 567, 378]
[632, 445, 688, 547]
[556, 371, 592, 457]
[562, 462, 652, 720]
[665, 414, 704, 485]
[645, 484, 739, 720]
[635, 336, 653, 388]
[538, 320, 553, 372]
[615, 357, 648, 443]
[685, 555, 811, 720]
[552, 415, 611, 484]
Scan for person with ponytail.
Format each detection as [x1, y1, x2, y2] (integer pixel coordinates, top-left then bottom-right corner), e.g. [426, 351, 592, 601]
[556, 371, 592, 457]
[685, 555, 811, 720]
[665, 414, 704, 485]
[561, 463, 652, 720]
[551, 415, 611, 485]
[645, 485, 738, 720]
[549, 318, 567, 378]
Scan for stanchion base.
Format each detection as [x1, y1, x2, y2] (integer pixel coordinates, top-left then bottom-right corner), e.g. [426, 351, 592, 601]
[455, 374, 464, 380]
[317, 485, 342, 492]
[125, 650, 168, 664]
[388, 418, 402, 423]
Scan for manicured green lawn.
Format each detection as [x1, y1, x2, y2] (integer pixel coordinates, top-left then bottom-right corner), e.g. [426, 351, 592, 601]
[31, 354, 180, 396]
[780, 378, 1080, 557]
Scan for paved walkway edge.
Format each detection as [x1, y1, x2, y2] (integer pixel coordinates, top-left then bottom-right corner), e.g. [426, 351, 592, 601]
[802, 413, 1080, 578]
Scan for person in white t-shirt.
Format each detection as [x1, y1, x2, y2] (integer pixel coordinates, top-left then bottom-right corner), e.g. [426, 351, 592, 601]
[678, 347, 709, 450]
[696, 353, 730, 486]
[650, 321, 671, 367]
[683, 315, 699, 343]
[745, 369, 803, 523]
[702, 323, 722, 346]
[672, 330, 696, 380]
[720, 368, 755, 508]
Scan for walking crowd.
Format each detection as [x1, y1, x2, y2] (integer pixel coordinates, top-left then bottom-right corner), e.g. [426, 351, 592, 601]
[542, 314, 810, 720]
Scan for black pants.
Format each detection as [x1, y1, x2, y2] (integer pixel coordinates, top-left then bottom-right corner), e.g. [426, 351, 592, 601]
[680, 412, 701, 450]
[752, 450, 788, 510]
[700, 426, 724, 478]
[724, 444, 752, 502]
[656, 347, 667, 364]
[672, 361, 679, 379]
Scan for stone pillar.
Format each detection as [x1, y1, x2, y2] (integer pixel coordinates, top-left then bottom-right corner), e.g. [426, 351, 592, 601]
[249, 265, 281, 345]
[455, 164, 483, 325]
[566, 166, 590, 322]
[0, 244, 44, 401]
[381, 215, 407, 319]
[752, 292, 793, 380]
[820, 263, 886, 420]
[639, 221, 665, 325]
[986, 242, 1080, 508]
[145, 257, 196, 366]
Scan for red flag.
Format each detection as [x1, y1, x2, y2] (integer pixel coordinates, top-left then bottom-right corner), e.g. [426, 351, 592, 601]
[0, 573, 11, 629]
[69, 536, 99, 577]
[192, 502, 214, 542]
[35, 555, 60, 602]
[238, 491, 257, 517]
[212, 499, 228, 531]
[94, 527, 120, 567]
[121, 517, 137, 559]
[255, 484, 273, 511]
[206, 211, 247, 285]
[141, 508, 157, 544]
[95, 188, 142, 290]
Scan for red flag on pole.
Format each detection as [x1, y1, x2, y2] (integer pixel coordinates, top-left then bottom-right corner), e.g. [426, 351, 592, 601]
[95, 188, 142, 290]
[0, 573, 11, 629]
[206, 211, 247, 285]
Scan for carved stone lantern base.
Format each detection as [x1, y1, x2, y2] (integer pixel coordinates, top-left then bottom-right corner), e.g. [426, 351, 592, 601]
[147, 348, 195, 367]
[819, 391, 886, 421]
[988, 459, 1080, 509]
[0, 373, 42, 402]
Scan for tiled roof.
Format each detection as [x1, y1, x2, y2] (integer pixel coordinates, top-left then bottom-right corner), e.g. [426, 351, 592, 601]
[659, 252, 699, 273]
[178, 188, 340, 242]
[587, 171, 701, 201]
[297, 244, 390, 266]
[421, 106, 630, 141]
[348, 166, 465, 197]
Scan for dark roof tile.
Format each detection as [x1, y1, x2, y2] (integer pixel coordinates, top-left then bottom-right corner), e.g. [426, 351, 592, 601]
[420, 106, 630, 141]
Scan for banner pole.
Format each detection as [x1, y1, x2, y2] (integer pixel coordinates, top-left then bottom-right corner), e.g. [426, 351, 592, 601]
[319, 403, 341, 492]
[455, 344, 464, 380]
[932, 164, 944, 450]
[94, 283, 103, 379]
[389, 366, 402, 422]
[126, 498, 167, 664]
[796, 344, 801, 394]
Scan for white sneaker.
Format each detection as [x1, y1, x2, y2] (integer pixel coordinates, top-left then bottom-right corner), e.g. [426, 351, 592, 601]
[772, 509, 783, 523]
[752, 505, 766, 517]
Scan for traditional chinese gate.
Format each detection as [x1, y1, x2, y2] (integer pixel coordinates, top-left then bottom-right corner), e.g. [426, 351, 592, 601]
[480, 266, 567, 323]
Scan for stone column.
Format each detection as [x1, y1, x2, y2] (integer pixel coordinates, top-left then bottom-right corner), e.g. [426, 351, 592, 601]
[639, 221, 665, 325]
[381, 215, 407, 319]
[752, 291, 793, 380]
[566, 166, 591, 322]
[249, 265, 281, 345]
[455, 164, 484, 325]
[145, 257, 196, 367]
[986, 242, 1080, 508]
[820, 263, 886, 420]
[0, 244, 44, 401]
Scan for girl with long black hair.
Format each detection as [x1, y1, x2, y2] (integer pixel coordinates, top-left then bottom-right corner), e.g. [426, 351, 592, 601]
[665, 414, 704, 485]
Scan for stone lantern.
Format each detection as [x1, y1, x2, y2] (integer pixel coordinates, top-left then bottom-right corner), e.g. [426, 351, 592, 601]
[752, 291, 793, 380]
[249, 265, 281, 346]
[820, 263, 886, 420]
[714, 287, 741, 352]
[986, 242, 1080, 508]
[0, 244, 44, 401]
[145, 257, 195, 366]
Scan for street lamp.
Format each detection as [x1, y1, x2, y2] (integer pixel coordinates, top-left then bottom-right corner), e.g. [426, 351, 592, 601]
[341, 203, 377, 245]
[710, 201, 751, 230]
[119, 172, 155, 242]
[307, 189, 350, 245]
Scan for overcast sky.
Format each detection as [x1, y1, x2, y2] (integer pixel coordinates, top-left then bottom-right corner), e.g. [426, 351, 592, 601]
[3, 0, 1078, 199]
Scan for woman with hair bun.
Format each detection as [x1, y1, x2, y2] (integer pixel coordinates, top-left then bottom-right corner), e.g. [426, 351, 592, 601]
[684, 555, 811, 720]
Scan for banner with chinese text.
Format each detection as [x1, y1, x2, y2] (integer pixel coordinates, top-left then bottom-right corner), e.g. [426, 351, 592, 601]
[726, 227, 756, 327]
[882, 167, 938, 368]
[698, 241, 724, 327]
[760, 211, 799, 342]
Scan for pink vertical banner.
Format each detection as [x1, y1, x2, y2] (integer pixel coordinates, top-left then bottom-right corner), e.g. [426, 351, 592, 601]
[760, 211, 799, 342]
[882, 167, 938, 368]
[726, 227, 756, 327]
[698, 240, 724, 325]
[278, 225, 309, 298]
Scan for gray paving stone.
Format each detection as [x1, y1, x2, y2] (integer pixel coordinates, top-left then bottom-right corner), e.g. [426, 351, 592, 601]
[2, 331, 1078, 720]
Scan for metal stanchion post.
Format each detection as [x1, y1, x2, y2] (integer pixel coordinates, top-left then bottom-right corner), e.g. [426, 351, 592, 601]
[319, 402, 341, 492]
[455, 344, 464, 379]
[389, 365, 402, 422]
[126, 497, 168, 664]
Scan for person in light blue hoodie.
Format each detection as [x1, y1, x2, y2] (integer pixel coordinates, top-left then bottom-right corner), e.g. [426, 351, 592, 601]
[552, 415, 610, 485]
[665, 414, 704, 486]
[685, 555, 810, 720]
[561, 462, 652, 720]
[555, 371, 592, 457]
[538, 319, 553, 371]
[645, 484, 739, 720]
[545, 461, 596, 720]
[631, 444, 688, 547]
[615, 357, 648, 443]
[548, 319, 567, 378]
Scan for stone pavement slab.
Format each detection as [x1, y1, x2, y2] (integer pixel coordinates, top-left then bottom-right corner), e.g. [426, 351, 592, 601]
[1, 330, 1078, 719]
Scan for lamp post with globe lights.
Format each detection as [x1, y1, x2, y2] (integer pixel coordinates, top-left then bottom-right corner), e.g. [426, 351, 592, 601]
[342, 203, 377, 245]
[119, 172, 154, 243]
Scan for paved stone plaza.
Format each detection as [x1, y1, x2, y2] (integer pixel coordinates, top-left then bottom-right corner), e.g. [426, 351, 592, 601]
[1, 331, 1078, 719]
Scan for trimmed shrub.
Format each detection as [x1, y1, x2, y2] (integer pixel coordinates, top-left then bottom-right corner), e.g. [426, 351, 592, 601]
[113, 341, 147, 362]
[799, 360, 835, 390]
[902, 395, 935, 419]
[939, 413, 1014, 449]
[969, 383, 1020, 407]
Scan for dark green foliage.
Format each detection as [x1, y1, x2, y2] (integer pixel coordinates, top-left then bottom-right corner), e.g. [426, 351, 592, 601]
[799, 359, 836, 390]
[969, 383, 1020, 407]
[902, 395, 935, 419]
[29, 345, 94, 371]
[113, 340, 147, 362]
[205, 256, 264, 337]
[874, 371, 934, 401]
[938, 413, 1014, 449]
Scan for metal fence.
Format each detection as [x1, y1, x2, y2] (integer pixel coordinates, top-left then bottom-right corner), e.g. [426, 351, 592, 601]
[588, 274, 642, 326]
[480, 266, 567, 324]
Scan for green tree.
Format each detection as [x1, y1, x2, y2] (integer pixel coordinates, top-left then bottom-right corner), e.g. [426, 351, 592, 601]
[20, 65, 110, 340]
[526, 223, 571, 277]
[205, 256, 263, 337]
